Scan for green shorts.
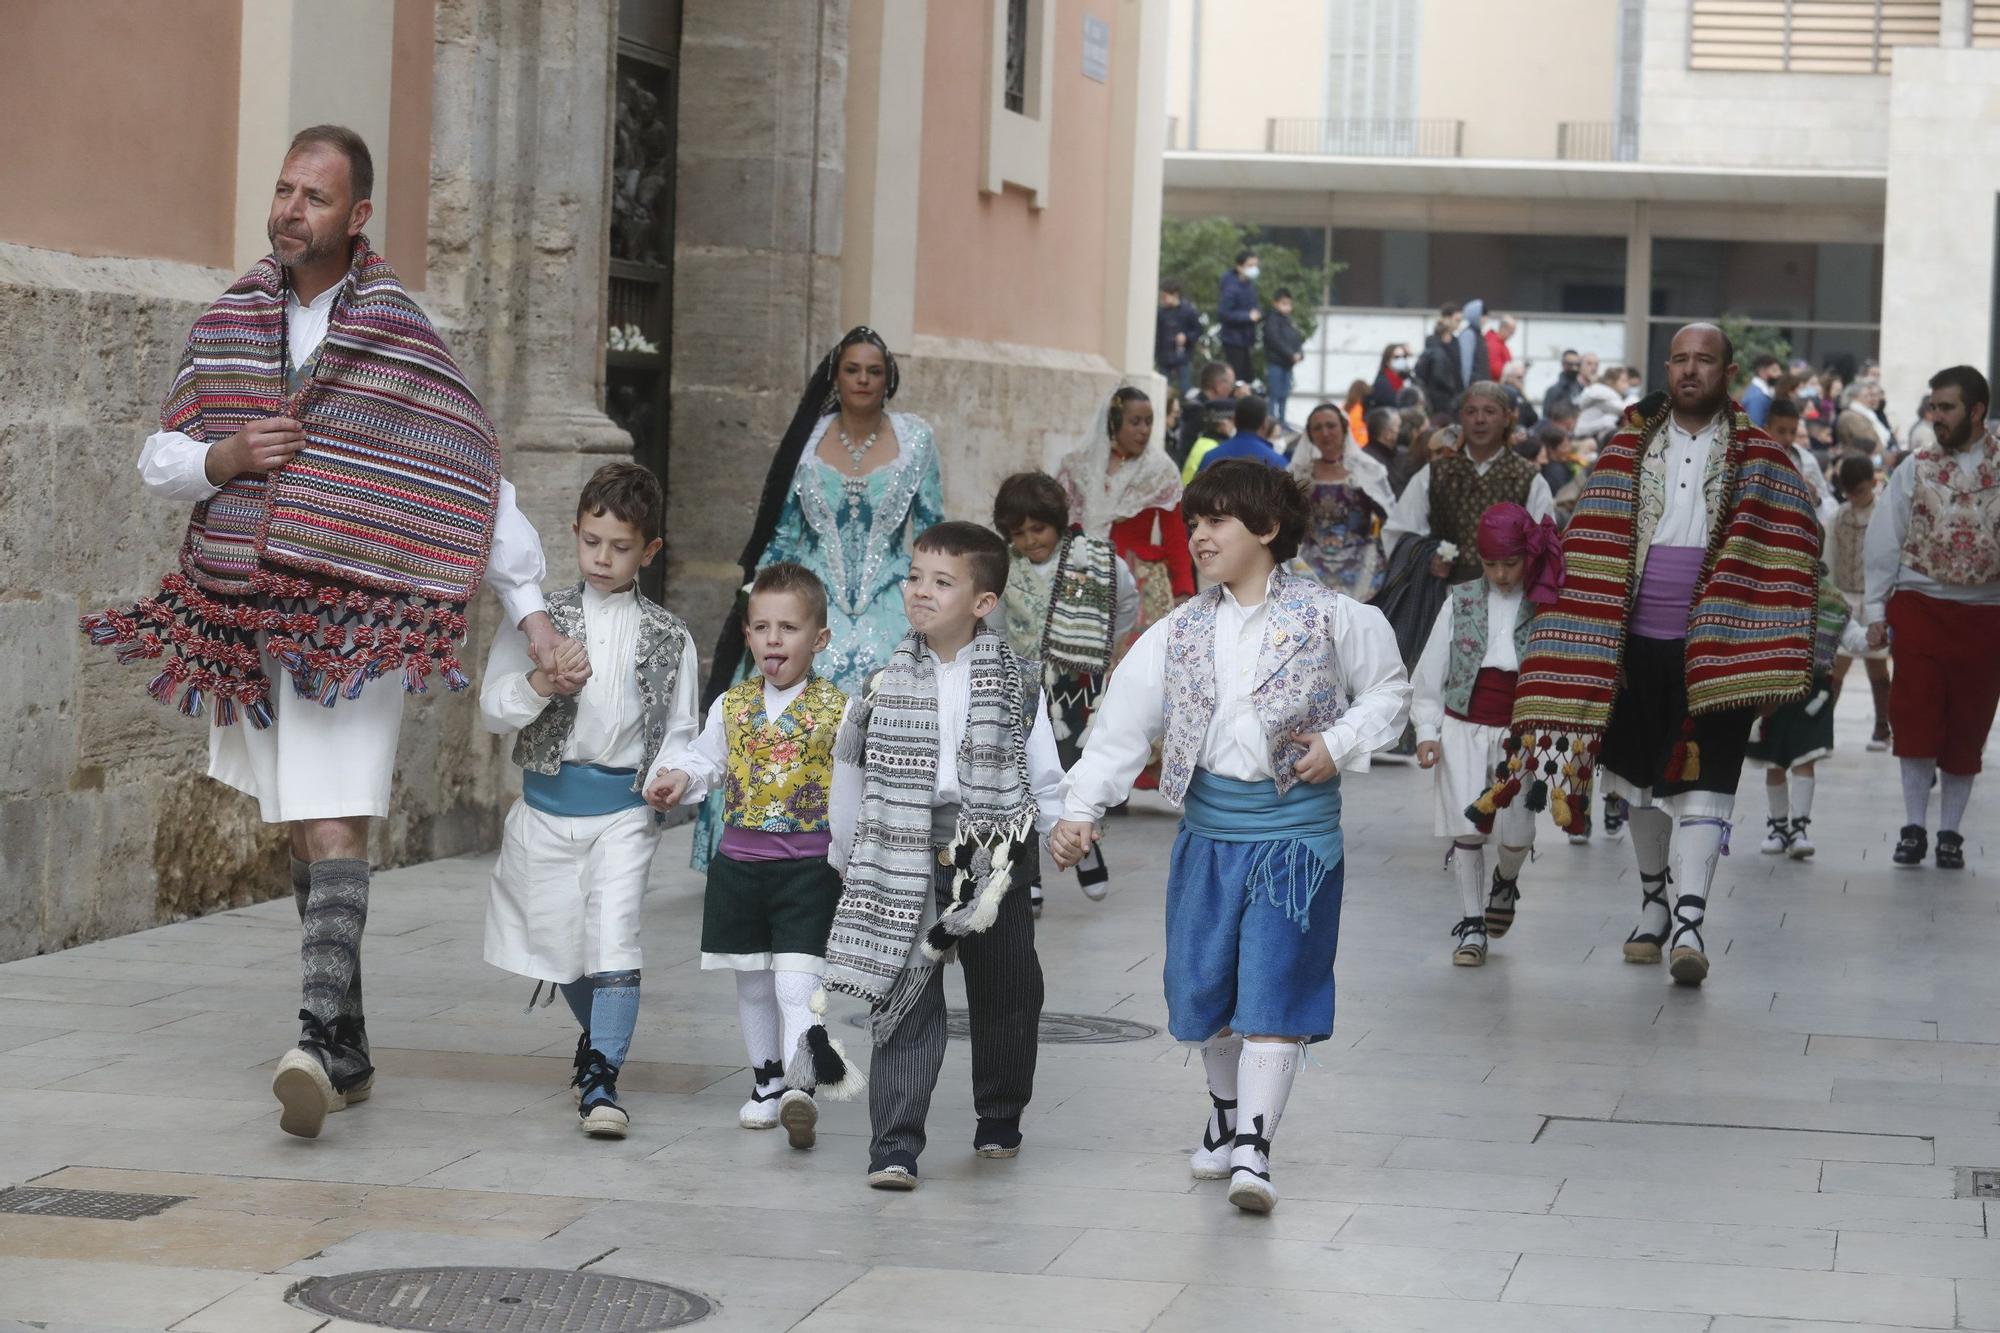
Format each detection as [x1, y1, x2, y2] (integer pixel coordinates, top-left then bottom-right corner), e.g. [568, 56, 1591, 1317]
[700, 852, 842, 972]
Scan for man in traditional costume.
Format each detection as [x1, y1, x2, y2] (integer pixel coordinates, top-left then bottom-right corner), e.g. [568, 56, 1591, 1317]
[1382, 382, 1555, 584]
[81, 127, 563, 1136]
[1472, 324, 1820, 987]
[1864, 366, 2000, 870]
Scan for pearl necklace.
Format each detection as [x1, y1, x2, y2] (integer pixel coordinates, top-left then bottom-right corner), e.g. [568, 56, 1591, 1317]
[837, 420, 880, 472]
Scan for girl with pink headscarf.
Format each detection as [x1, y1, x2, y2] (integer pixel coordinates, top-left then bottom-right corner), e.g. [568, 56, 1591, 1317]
[1408, 502, 1563, 965]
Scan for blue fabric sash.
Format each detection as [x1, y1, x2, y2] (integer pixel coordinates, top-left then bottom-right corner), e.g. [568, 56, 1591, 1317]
[1180, 768, 1344, 932]
[522, 763, 644, 818]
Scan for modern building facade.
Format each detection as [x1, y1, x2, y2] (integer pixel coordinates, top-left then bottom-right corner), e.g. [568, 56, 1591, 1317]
[0, 0, 1165, 958]
[1164, 0, 2000, 418]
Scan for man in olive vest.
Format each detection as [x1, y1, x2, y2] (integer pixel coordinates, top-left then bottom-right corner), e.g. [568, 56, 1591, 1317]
[1384, 382, 1556, 583]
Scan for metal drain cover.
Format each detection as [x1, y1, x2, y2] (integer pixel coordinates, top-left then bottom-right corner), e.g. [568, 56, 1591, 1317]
[1957, 1167, 2000, 1198]
[289, 1267, 711, 1331]
[0, 1186, 189, 1220]
[849, 1009, 1159, 1044]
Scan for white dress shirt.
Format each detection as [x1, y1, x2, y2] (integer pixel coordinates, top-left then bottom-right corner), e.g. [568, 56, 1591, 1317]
[480, 583, 700, 771]
[656, 675, 854, 805]
[1863, 431, 2000, 624]
[1060, 575, 1411, 823]
[827, 642, 1068, 872]
[1411, 584, 1523, 744]
[133, 285, 549, 629]
[1653, 412, 1723, 548]
[1382, 451, 1556, 550]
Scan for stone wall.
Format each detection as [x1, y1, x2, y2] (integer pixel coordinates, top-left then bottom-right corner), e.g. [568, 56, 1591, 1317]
[899, 338, 1131, 526]
[666, 0, 850, 667]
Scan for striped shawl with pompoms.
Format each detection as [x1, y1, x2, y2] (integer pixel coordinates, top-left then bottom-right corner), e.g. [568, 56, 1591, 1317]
[1466, 393, 1820, 835]
[80, 237, 501, 728]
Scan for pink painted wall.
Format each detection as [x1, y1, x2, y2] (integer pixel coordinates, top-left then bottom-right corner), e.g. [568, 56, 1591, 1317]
[913, 0, 1113, 356]
[0, 0, 242, 267]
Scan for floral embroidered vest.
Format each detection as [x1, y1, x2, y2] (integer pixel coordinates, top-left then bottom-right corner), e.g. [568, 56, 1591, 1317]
[511, 584, 687, 790]
[1159, 569, 1350, 804]
[1440, 580, 1534, 717]
[720, 675, 847, 832]
[1431, 449, 1538, 581]
[1904, 434, 2000, 587]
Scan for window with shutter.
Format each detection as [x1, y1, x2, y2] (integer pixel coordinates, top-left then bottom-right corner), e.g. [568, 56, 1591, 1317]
[1687, 0, 1941, 73]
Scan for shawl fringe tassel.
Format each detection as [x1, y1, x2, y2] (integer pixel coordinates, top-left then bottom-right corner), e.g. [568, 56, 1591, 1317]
[80, 569, 470, 728]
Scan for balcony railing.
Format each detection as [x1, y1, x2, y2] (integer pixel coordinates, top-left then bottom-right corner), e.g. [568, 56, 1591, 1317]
[1265, 117, 1465, 158]
[1557, 119, 1640, 162]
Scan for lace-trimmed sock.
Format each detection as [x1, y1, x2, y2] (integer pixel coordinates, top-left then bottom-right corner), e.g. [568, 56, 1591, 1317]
[1227, 1042, 1299, 1214]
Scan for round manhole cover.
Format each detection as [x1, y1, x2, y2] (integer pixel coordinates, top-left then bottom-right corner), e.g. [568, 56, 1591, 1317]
[289, 1267, 711, 1332]
[848, 1008, 1159, 1044]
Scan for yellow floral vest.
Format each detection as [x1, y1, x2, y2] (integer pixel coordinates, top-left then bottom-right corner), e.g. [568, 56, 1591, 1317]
[721, 675, 847, 832]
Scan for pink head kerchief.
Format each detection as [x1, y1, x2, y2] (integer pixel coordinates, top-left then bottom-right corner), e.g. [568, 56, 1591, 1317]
[1475, 502, 1565, 605]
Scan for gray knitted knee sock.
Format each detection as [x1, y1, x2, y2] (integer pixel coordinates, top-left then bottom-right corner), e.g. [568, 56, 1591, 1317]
[300, 859, 370, 1084]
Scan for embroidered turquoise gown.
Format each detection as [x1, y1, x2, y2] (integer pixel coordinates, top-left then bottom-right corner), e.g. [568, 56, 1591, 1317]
[692, 412, 944, 869]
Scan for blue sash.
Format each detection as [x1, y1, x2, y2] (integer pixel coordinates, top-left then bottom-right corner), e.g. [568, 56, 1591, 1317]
[521, 763, 644, 818]
[1181, 769, 1343, 931]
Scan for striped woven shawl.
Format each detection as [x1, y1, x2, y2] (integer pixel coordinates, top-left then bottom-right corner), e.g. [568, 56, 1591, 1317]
[81, 238, 501, 727]
[1470, 395, 1819, 833]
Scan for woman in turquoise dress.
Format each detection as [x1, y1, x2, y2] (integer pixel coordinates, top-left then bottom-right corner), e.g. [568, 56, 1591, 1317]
[693, 326, 944, 867]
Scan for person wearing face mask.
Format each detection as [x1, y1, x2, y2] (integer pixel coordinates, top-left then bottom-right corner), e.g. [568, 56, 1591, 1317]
[1371, 343, 1414, 410]
[1541, 349, 1586, 418]
[1217, 250, 1263, 383]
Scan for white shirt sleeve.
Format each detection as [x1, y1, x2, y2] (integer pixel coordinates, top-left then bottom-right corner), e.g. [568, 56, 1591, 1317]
[1409, 601, 1454, 745]
[1864, 459, 1915, 625]
[1381, 464, 1432, 550]
[1525, 473, 1556, 525]
[1318, 599, 1413, 775]
[829, 749, 862, 875]
[1113, 555, 1140, 640]
[1024, 696, 1066, 836]
[137, 430, 222, 502]
[652, 628, 703, 773]
[486, 477, 550, 629]
[1060, 619, 1170, 822]
[478, 617, 551, 734]
[655, 696, 729, 804]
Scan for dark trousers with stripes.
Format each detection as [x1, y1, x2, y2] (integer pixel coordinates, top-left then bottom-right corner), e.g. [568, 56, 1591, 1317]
[867, 830, 1045, 1169]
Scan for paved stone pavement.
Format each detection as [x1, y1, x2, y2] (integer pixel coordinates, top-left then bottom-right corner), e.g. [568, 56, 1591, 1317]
[2, 702, 1998, 1332]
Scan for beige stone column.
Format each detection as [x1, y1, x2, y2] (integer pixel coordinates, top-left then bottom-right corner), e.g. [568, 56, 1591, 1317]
[669, 0, 849, 665]
[429, 0, 631, 553]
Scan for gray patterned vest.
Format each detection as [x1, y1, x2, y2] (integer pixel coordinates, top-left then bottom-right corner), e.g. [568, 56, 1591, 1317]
[511, 583, 688, 791]
[1431, 449, 1538, 582]
[1157, 569, 1351, 804]
[1440, 580, 1535, 717]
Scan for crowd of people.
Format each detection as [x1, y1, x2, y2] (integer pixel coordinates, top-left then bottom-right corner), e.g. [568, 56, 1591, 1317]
[74, 126, 2000, 1231]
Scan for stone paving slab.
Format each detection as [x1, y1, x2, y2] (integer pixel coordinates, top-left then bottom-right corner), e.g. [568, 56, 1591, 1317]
[0, 702, 1993, 1330]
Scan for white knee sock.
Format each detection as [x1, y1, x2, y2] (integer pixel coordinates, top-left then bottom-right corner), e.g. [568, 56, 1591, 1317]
[1201, 1032, 1243, 1150]
[1494, 843, 1529, 880]
[1628, 805, 1672, 876]
[734, 970, 783, 1093]
[1670, 818, 1726, 951]
[1451, 841, 1486, 920]
[1765, 780, 1789, 820]
[1940, 772, 1974, 834]
[1902, 758, 1937, 828]
[1790, 775, 1815, 824]
[1231, 1041, 1300, 1180]
[773, 970, 818, 1077]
